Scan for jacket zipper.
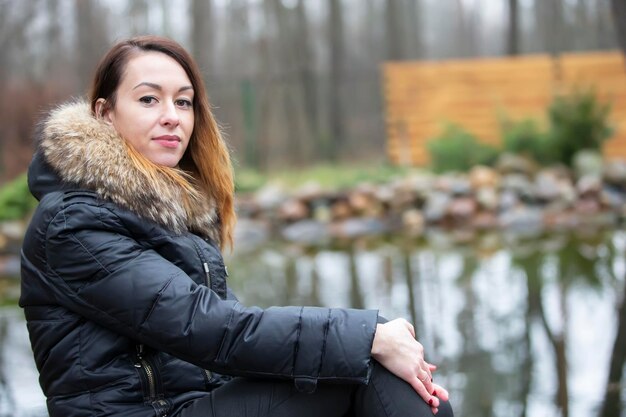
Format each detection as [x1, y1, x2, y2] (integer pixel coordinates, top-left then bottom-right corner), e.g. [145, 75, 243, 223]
[135, 344, 157, 400]
[189, 236, 211, 289]
[203, 262, 211, 287]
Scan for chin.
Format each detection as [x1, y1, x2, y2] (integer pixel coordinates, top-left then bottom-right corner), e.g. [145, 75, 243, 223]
[150, 155, 183, 168]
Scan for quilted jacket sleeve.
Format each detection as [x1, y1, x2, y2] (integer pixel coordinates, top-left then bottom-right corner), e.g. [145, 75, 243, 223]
[41, 199, 378, 386]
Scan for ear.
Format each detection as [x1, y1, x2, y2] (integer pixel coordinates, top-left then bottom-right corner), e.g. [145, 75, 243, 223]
[94, 98, 114, 125]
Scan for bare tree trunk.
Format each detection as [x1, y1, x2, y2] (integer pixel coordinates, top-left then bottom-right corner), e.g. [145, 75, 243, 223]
[453, 0, 476, 57]
[533, 0, 552, 53]
[129, 0, 150, 35]
[365, 0, 384, 63]
[160, 0, 172, 37]
[536, 282, 569, 417]
[44, 0, 64, 76]
[269, 0, 304, 165]
[548, 0, 564, 56]
[611, 0, 626, 57]
[404, 0, 422, 59]
[191, 0, 214, 78]
[295, 0, 320, 159]
[385, 0, 405, 60]
[348, 244, 365, 310]
[74, 0, 109, 91]
[600, 284, 626, 417]
[507, 0, 520, 55]
[574, 0, 589, 50]
[403, 247, 418, 329]
[328, 0, 344, 161]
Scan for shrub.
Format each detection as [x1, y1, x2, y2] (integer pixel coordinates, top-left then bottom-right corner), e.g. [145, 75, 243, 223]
[501, 118, 553, 164]
[547, 88, 613, 166]
[427, 124, 499, 173]
[0, 173, 37, 221]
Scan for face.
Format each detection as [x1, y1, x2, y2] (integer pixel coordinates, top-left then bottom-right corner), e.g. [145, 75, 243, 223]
[97, 51, 195, 168]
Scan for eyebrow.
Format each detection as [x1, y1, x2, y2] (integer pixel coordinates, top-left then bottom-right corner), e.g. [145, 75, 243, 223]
[132, 82, 193, 92]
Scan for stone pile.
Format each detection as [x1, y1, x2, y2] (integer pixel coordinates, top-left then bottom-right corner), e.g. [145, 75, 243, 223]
[235, 156, 626, 247]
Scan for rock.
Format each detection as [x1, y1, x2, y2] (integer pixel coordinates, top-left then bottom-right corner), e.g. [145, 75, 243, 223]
[603, 160, 626, 187]
[235, 195, 261, 218]
[601, 185, 626, 210]
[475, 187, 499, 211]
[433, 175, 454, 193]
[499, 206, 544, 235]
[544, 209, 578, 230]
[469, 165, 500, 189]
[534, 170, 563, 201]
[499, 190, 520, 212]
[278, 199, 309, 221]
[471, 211, 499, 230]
[330, 199, 352, 220]
[0, 255, 20, 277]
[402, 173, 435, 195]
[448, 197, 477, 220]
[576, 175, 602, 198]
[579, 211, 617, 227]
[373, 184, 395, 204]
[573, 150, 604, 178]
[348, 189, 373, 214]
[329, 217, 386, 239]
[423, 191, 452, 223]
[495, 153, 537, 176]
[282, 220, 330, 244]
[0, 221, 26, 240]
[500, 174, 533, 197]
[401, 209, 425, 235]
[574, 198, 601, 215]
[387, 183, 417, 210]
[254, 183, 288, 210]
[311, 202, 332, 223]
[449, 176, 472, 196]
[293, 181, 326, 201]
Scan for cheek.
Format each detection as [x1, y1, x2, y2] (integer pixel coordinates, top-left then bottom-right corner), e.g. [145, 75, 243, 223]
[185, 114, 195, 134]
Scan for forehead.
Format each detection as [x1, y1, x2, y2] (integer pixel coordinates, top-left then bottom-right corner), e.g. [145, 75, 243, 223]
[121, 51, 192, 88]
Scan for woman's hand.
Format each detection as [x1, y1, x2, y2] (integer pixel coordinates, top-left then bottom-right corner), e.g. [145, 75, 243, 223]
[371, 318, 449, 414]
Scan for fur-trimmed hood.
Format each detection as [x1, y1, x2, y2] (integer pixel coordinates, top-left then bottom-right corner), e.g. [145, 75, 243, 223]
[34, 100, 219, 240]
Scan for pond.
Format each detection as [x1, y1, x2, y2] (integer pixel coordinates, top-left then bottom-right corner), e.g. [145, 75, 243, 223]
[1, 228, 625, 417]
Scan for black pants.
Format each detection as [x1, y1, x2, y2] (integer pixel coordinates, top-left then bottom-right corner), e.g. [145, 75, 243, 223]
[177, 361, 453, 417]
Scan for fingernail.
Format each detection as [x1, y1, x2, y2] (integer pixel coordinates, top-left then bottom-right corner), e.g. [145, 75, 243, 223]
[431, 378, 433, 382]
[433, 390, 437, 396]
[428, 399, 434, 406]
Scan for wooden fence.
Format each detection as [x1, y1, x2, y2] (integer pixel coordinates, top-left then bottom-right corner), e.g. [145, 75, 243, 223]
[383, 51, 626, 166]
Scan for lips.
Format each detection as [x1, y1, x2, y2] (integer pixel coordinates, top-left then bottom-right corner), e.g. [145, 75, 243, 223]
[152, 135, 181, 149]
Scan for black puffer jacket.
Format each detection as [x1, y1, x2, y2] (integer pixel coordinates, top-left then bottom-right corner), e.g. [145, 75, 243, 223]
[20, 102, 378, 417]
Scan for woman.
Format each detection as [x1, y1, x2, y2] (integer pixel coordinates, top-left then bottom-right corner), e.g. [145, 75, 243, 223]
[20, 36, 453, 417]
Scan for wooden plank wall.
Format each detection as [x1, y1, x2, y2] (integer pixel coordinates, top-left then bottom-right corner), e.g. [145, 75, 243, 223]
[383, 51, 626, 166]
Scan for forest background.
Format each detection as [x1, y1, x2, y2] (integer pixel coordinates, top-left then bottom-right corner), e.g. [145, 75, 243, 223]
[1, 0, 625, 185]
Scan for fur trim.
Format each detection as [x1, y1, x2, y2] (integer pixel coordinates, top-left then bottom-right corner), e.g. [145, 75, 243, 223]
[40, 101, 219, 240]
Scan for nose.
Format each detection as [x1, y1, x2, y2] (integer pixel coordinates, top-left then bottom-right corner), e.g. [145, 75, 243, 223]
[160, 102, 180, 127]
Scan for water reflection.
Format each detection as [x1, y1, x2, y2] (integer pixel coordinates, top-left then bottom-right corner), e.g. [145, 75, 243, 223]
[225, 229, 625, 417]
[1, 230, 625, 416]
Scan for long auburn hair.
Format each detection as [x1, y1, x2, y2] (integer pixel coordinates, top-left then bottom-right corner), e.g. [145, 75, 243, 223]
[88, 35, 235, 250]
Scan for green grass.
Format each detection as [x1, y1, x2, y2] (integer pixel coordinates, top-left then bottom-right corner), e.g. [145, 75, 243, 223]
[234, 162, 419, 193]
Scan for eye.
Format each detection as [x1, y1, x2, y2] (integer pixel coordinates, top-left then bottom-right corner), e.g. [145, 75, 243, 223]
[175, 99, 193, 109]
[139, 96, 157, 105]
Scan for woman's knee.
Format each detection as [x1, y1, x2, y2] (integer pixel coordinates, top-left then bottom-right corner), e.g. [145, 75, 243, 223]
[436, 400, 454, 417]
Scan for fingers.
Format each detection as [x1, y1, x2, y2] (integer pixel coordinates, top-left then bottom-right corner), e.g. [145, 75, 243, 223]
[417, 365, 433, 393]
[408, 374, 440, 409]
[431, 383, 449, 402]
